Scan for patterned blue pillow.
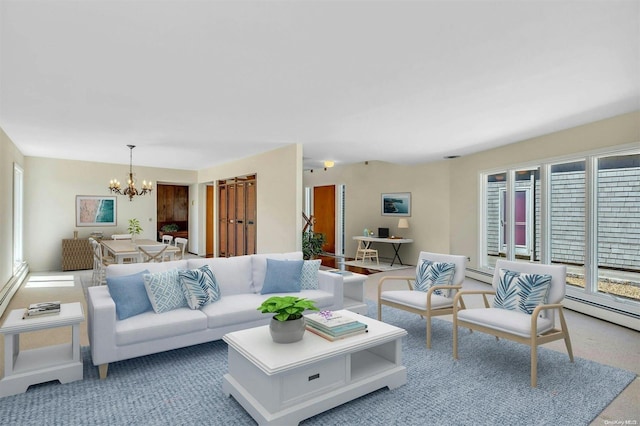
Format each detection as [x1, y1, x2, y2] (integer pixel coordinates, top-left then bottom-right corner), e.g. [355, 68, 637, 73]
[144, 269, 188, 313]
[260, 259, 303, 294]
[494, 269, 552, 314]
[300, 260, 321, 290]
[178, 265, 221, 310]
[415, 260, 456, 296]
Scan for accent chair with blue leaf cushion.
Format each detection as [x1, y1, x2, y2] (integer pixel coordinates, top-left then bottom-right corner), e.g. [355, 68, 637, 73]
[378, 251, 467, 349]
[452, 259, 573, 387]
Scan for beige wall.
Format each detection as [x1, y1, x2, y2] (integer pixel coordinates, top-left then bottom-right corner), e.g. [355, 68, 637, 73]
[24, 157, 196, 272]
[304, 160, 452, 264]
[13, 143, 302, 272]
[0, 128, 25, 286]
[303, 111, 640, 269]
[197, 144, 303, 256]
[449, 111, 640, 270]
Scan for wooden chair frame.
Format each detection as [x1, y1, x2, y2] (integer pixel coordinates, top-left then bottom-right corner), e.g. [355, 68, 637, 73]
[377, 252, 467, 348]
[452, 261, 574, 387]
[137, 245, 168, 263]
[355, 240, 379, 265]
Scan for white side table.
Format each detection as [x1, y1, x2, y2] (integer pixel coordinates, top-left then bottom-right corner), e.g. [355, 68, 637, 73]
[0, 302, 84, 397]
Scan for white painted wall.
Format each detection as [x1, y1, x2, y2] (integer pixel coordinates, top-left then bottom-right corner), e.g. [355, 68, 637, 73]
[197, 144, 303, 256]
[23, 157, 196, 271]
[0, 128, 25, 286]
[303, 160, 452, 265]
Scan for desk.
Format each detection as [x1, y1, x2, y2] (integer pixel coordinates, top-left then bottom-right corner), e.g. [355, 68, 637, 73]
[101, 239, 180, 264]
[353, 236, 413, 266]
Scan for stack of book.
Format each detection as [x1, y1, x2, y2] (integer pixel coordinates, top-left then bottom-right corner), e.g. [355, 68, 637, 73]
[305, 311, 368, 341]
[23, 301, 61, 319]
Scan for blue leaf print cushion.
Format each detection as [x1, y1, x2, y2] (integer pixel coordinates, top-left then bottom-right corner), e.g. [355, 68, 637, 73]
[415, 260, 456, 296]
[494, 269, 552, 314]
[178, 265, 221, 310]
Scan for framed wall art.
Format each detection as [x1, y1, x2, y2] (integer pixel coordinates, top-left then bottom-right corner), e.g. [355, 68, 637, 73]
[76, 195, 117, 227]
[381, 192, 411, 217]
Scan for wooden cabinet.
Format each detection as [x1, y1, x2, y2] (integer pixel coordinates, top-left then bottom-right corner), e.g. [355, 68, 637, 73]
[61, 239, 93, 271]
[218, 175, 256, 257]
[157, 184, 189, 239]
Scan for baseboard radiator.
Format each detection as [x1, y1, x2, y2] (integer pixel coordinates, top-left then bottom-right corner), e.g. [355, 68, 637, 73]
[465, 268, 493, 284]
[0, 262, 29, 319]
[465, 266, 639, 332]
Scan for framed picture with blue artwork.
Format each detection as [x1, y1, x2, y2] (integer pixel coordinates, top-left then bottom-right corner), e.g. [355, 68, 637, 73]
[381, 192, 411, 216]
[76, 195, 117, 227]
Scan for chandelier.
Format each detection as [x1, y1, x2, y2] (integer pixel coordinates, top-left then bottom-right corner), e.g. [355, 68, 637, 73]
[108, 145, 153, 201]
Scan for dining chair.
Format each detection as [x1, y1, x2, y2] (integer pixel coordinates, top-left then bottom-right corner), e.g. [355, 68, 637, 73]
[378, 251, 467, 348]
[174, 237, 188, 260]
[137, 245, 168, 263]
[161, 235, 174, 260]
[355, 239, 379, 265]
[452, 259, 573, 387]
[89, 238, 114, 286]
[111, 234, 132, 240]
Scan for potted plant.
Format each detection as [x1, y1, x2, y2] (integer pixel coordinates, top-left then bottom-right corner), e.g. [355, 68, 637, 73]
[128, 218, 143, 241]
[302, 231, 326, 260]
[257, 296, 319, 343]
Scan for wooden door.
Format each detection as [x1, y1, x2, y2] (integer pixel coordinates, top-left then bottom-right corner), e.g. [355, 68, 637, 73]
[218, 175, 257, 257]
[206, 185, 214, 257]
[236, 182, 246, 255]
[227, 184, 237, 256]
[313, 185, 335, 253]
[246, 180, 257, 254]
[218, 184, 228, 257]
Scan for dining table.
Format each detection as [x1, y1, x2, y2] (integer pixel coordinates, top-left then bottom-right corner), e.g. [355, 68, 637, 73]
[100, 238, 180, 264]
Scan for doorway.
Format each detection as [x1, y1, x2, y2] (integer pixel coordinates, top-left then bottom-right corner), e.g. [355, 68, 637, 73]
[313, 185, 336, 254]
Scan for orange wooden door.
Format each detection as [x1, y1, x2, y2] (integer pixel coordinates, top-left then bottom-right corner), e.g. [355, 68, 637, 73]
[313, 185, 335, 253]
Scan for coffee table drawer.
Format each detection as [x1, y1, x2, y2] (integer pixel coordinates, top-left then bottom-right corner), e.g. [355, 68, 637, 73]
[281, 357, 346, 404]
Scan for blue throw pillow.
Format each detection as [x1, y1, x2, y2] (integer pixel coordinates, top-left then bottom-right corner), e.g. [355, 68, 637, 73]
[300, 259, 321, 290]
[494, 269, 552, 315]
[260, 259, 304, 294]
[144, 269, 188, 313]
[106, 270, 152, 320]
[178, 265, 221, 310]
[415, 260, 456, 296]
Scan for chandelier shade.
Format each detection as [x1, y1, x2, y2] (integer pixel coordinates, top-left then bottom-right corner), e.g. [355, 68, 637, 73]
[108, 145, 153, 201]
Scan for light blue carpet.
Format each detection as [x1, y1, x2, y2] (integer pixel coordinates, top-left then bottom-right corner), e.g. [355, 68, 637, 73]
[0, 302, 635, 425]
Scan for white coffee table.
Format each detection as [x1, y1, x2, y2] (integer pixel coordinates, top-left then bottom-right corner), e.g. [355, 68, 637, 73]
[0, 302, 84, 397]
[222, 310, 407, 425]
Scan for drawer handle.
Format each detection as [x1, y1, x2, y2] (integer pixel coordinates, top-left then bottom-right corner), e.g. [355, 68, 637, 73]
[308, 373, 320, 381]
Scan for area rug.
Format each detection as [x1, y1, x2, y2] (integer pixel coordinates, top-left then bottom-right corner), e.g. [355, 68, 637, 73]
[344, 260, 413, 272]
[0, 304, 634, 426]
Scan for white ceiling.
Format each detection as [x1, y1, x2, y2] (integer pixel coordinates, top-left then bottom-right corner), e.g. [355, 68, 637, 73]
[1, 1, 638, 171]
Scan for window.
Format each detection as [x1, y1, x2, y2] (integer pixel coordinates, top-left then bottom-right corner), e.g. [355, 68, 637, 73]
[13, 163, 24, 271]
[481, 147, 639, 317]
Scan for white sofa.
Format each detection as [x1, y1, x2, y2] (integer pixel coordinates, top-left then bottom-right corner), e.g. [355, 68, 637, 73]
[86, 252, 343, 378]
